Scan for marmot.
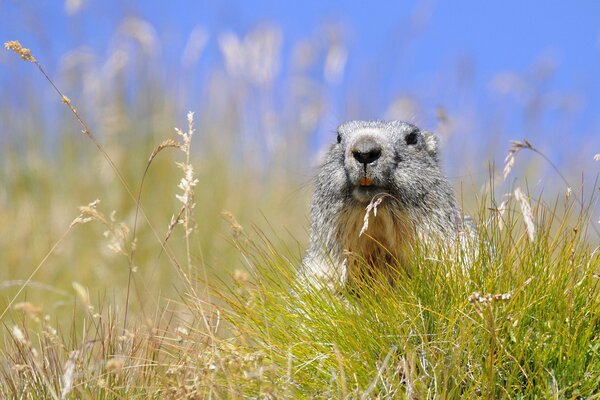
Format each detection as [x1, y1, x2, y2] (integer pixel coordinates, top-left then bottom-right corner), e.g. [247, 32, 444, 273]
[302, 120, 472, 290]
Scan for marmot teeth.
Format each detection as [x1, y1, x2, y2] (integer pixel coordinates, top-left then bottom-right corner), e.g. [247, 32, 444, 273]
[359, 177, 373, 186]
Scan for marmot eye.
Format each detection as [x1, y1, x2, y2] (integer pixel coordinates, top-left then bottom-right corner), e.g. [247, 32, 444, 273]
[337, 133, 342, 144]
[405, 131, 418, 145]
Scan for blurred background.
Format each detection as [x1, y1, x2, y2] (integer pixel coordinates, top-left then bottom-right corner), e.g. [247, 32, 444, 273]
[1, 1, 599, 317]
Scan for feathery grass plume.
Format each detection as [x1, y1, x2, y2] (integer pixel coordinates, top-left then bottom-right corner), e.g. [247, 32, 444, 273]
[218, 26, 282, 86]
[71, 199, 133, 257]
[72, 282, 91, 310]
[323, 41, 348, 84]
[594, 153, 600, 161]
[503, 152, 515, 180]
[221, 210, 244, 239]
[4, 40, 36, 62]
[60, 350, 79, 399]
[181, 26, 209, 67]
[174, 111, 199, 240]
[359, 195, 384, 237]
[147, 139, 181, 164]
[105, 215, 132, 256]
[70, 199, 103, 227]
[503, 139, 532, 180]
[513, 187, 535, 241]
[12, 302, 42, 321]
[10, 326, 28, 346]
[152, 112, 201, 284]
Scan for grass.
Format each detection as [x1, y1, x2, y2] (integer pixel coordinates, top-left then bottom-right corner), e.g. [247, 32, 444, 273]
[1, 39, 599, 398]
[219, 197, 600, 398]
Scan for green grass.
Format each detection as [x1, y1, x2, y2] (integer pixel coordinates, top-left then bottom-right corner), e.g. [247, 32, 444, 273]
[215, 200, 600, 398]
[1, 39, 599, 399]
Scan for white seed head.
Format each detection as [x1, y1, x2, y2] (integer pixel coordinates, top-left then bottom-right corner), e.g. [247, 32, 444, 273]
[514, 187, 535, 241]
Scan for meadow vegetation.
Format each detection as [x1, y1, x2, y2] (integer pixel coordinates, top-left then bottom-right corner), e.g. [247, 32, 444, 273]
[1, 21, 599, 399]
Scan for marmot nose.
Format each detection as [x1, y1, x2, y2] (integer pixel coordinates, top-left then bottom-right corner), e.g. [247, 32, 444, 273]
[352, 141, 382, 165]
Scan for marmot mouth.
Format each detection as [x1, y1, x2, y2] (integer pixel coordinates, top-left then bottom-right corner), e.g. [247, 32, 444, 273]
[352, 184, 387, 203]
[359, 176, 373, 187]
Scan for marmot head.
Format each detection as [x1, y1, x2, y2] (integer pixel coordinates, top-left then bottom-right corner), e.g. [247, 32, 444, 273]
[324, 120, 443, 206]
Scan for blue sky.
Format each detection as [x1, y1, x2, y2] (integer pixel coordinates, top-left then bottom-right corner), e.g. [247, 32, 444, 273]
[2, 1, 599, 166]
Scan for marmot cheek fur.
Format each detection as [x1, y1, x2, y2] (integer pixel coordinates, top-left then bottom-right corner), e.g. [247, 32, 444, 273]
[302, 120, 472, 290]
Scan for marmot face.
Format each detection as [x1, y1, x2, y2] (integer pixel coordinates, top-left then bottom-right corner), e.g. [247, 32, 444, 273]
[334, 120, 441, 206]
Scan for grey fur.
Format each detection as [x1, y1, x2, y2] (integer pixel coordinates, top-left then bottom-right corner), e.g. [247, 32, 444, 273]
[302, 120, 471, 289]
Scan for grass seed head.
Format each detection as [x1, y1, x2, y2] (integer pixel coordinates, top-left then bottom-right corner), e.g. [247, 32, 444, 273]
[514, 187, 535, 241]
[61, 350, 79, 400]
[11, 325, 28, 346]
[222, 211, 243, 238]
[13, 302, 42, 320]
[360, 195, 384, 237]
[4, 40, 37, 62]
[106, 357, 125, 373]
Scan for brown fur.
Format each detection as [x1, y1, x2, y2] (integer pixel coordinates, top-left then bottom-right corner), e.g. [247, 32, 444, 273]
[335, 201, 416, 284]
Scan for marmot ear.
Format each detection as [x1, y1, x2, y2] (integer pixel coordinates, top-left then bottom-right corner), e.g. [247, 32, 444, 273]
[422, 132, 439, 161]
